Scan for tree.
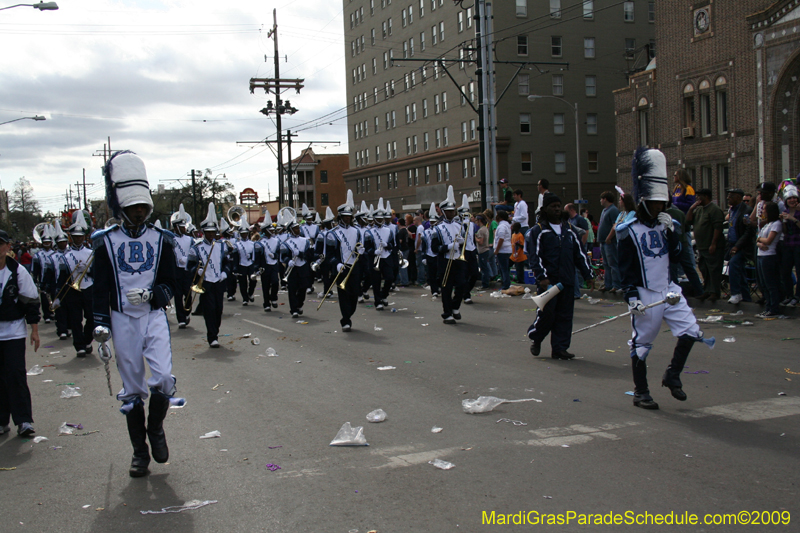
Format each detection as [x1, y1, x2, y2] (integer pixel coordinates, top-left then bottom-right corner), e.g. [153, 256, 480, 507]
[9, 177, 41, 237]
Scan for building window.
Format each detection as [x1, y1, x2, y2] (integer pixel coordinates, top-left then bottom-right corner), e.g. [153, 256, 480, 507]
[388, 17, 392, 35]
[550, 0, 561, 18]
[436, 164, 442, 182]
[625, 38, 636, 59]
[639, 109, 649, 146]
[439, 21, 444, 41]
[402, 8, 407, 27]
[682, 85, 695, 132]
[434, 94, 440, 114]
[423, 98, 428, 117]
[391, 110, 396, 127]
[414, 168, 419, 185]
[443, 127, 449, 146]
[420, 31, 426, 50]
[419, 0, 424, 17]
[445, 162, 450, 181]
[701, 166, 712, 190]
[392, 141, 397, 158]
[403, 41, 408, 58]
[441, 91, 447, 111]
[377, 175, 381, 191]
[551, 36, 562, 57]
[471, 157, 477, 177]
[585, 75, 597, 97]
[413, 135, 418, 153]
[584, 37, 595, 58]
[586, 113, 597, 135]
[320, 170, 328, 184]
[648, 39, 655, 60]
[405, 105, 410, 124]
[555, 152, 567, 174]
[407, 170, 413, 187]
[552, 74, 563, 96]
[411, 102, 417, 121]
[517, 35, 529, 56]
[648, 1, 655, 22]
[521, 152, 532, 173]
[587, 152, 599, 173]
[462, 158, 469, 178]
[435, 129, 441, 148]
[321, 193, 329, 206]
[624, 1, 634, 21]
[470, 119, 476, 140]
[700, 93, 711, 137]
[520, 113, 531, 134]
[718, 164, 729, 202]
[516, 0, 527, 17]
[458, 11, 464, 32]
[716, 78, 728, 134]
[461, 122, 468, 142]
[518, 74, 530, 95]
[406, 137, 412, 155]
[424, 132, 429, 150]
[432, 24, 437, 45]
[584, 0, 594, 19]
[374, 116, 379, 133]
[408, 4, 413, 23]
[460, 84, 466, 105]
[425, 166, 430, 184]
[376, 145, 380, 162]
[554, 113, 565, 135]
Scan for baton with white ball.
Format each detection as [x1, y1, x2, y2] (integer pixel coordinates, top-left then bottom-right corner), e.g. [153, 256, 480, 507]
[93, 326, 114, 396]
[571, 292, 681, 335]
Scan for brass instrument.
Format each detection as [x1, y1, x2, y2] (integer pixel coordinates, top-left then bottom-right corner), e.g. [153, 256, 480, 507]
[397, 250, 409, 269]
[373, 244, 383, 271]
[282, 258, 295, 283]
[441, 218, 469, 287]
[227, 205, 245, 226]
[317, 243, 362, 310]
[184, 239, 217, 311]
[50, 252, 95, 311]
[310, 256, 324, 272]
[33, 222, 49, 244]
[250, 267, 264, 280]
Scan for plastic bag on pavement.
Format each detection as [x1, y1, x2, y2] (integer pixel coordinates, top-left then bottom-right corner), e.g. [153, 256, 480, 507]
[429, 459, 455, 470]
[60, 386, 82, 399]
[265, 347, 279, 357]
[366, 409, 387, 423]
[329, 422, 368, 446]
[462, 396, 506, 413]
[26, 365, 44, 376]
[199, 430, 221, 439]
[58, 422, 74, 435]
[521, 288, 534, 300]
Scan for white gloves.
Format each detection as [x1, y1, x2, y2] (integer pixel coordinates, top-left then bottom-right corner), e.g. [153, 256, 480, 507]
[287, 259, 296, 269]
[456, 235, 465, 245]
[220, 272, 228, 281]
[268, 253, 275, 260]
[337, 263, 346, 273]
[52, 298, 61, 310]
[422, 258, 427, 266]
[126, 288, 153, 306]
[356, 245, 366, 255]
[628, 300, 646, 316]
[657, 212, 674, 232]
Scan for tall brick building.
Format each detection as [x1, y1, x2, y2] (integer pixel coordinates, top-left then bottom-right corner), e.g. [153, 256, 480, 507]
[344, 0, 655, 213]
[615, 0, 800, 200]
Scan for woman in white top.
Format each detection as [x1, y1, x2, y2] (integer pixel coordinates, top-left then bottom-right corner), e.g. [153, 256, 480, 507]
[756, 202, 783, 317]
[0, 230, 41, 437]
[494, 210, 513, 290]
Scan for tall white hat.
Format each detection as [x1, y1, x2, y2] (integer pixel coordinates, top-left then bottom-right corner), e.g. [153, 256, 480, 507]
[68, 210, 90, 236]
[103, 151, 153, 220]
[200, 203, 219, 231]
[631, 147, 669, 204]
[439, 185, 457, 210]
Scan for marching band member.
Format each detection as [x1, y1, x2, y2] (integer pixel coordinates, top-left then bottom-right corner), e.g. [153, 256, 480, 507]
[256, 211, 280, 312]
[423, 203, 441, 298]
[324, 191, 364, 331]
[45, 223, 71, 340]
[618, 148, 714, 410]
[61, 212, 95, 357]
[219, 220, 238, 302]
[279, 216, 314, 318]
[316, 207, 336, 297]
[91, 150, 182, 477]
[31, 225, 55, 323]
[458, 195, 480, 305]
[356, 202, 373, 303]
[170, 205, 193, 329]
[432, 187, 466, 324]
[0, 228, 41, 438]
[526, 193, 592, 360]
[386, 200, 400, 290]
[366, 198, 395, 311]
[188, 204, 230, 348]
[235, 218, 257, 305]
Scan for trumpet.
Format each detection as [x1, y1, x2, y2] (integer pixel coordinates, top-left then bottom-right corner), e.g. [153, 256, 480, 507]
[317, 243, 362, 310]
[184, 239, 217, 311]
[250, 267, 264, 280]
[373, 244, 383, 271]
[50, 253, 95, 311]
[311, 256, 324, 272]
[282, 258, 296, 283]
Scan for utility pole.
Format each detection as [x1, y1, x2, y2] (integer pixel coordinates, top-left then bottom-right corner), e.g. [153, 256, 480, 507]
[286, 130, 294, 207]
[250, 9, 304, 208]
[74, 180, 82, 210]
[475, 0, 490, 211]
[189, 169, 199, 223]
[81, 168, 93, 211]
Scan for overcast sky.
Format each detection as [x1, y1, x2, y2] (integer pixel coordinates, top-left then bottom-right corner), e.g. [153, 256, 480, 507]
[0, 0, 347, 215]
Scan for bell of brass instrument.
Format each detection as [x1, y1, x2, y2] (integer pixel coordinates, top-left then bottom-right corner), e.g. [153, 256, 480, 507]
[227, 205, 246, 226]
[373, 244, 383, 271]
[250, 267, 264, 280]
[311, 256, 324, 272]
[397, 250, 409, 269]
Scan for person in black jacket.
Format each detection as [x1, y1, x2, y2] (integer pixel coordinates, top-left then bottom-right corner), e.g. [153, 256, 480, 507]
[725, 188, 755, 304]
[0, 229, 40, 437]
[525, 194, 592, 359]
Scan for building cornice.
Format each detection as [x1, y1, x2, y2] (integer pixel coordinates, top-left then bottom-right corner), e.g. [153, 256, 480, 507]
[748, 0, 800, 29]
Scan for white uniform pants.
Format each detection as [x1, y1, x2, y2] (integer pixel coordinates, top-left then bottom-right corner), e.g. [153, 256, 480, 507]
[111, 309, 175, 402]
[629, 282, 701, 360]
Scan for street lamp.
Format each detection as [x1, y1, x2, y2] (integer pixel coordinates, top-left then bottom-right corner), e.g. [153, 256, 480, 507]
[0, 115, 46, 126]
[0, 2, 59, 11]
[528, 94, 582, 203]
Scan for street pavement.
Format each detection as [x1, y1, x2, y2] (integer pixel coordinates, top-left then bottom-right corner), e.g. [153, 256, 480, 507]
[0, 284, 797, 532]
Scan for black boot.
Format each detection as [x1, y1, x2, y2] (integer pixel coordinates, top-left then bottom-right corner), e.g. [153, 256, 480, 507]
[662, 336, 694, 401]
[147, 391, 170, 464]
[632, 357, 658, 410]
[126, 402, 150, 477]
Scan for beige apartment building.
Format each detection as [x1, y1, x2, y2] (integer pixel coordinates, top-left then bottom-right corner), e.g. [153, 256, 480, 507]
[343, 0, 655, 214]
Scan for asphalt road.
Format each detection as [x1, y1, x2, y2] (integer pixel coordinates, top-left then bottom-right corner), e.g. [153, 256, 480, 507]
[0, 284, 797, 532]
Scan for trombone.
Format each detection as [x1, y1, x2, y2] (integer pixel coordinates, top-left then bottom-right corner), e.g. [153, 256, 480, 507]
[441, 218, 469, 287]
[184, 239, 217, 312]
[317, 243, 362, 310]
[50, 253, 95, 311]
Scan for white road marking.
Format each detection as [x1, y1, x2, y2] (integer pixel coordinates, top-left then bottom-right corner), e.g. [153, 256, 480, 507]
[373, 447, 463, 469]
[276, 468, 324, 479]
[516, 422, 640, 447]
[680, 397, 800, 421]
[242, 319, 283, 333]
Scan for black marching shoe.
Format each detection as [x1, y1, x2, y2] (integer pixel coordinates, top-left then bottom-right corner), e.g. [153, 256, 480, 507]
[662, 336, 692, 401]
[530, 340, 541, 356]
[551, 350, 575, 360]
[147, 391, 170, 464]
[452, 310, 462, 320]
[126, 402, 151, 477]
[633, 393, 659, 410]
